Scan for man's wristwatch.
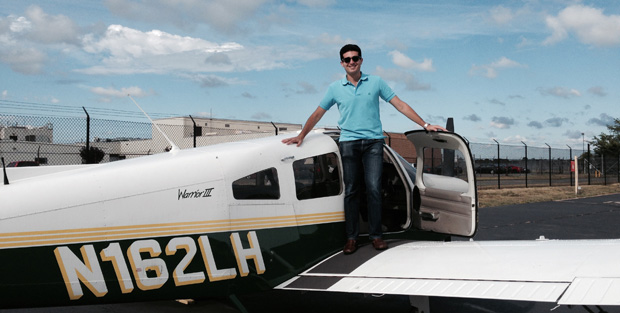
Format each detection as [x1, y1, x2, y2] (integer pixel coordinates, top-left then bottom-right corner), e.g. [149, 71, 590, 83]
[423, 123, 429, 129]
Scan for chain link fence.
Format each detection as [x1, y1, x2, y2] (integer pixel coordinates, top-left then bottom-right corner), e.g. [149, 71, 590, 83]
[470, 141, 619, 189]
[1, 113, 618, 189]
[0, 114, 292, 166]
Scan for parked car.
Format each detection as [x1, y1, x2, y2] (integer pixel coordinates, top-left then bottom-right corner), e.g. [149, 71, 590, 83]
[422, 165, 463, 175]
[505, 165, 529, 173]
[475, 165, 505, 174]
[6, 161, 39, 167]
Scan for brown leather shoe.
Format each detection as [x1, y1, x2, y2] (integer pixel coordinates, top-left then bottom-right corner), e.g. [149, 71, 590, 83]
[372, 238, 388, 250]
[343, 239, 357, 254]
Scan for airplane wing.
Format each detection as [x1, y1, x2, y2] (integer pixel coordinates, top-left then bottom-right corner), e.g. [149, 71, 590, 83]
[276, 238, 620, 306]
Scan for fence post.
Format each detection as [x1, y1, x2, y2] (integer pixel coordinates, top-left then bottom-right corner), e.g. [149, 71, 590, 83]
[545, 143, 551, 186]
[603, 154, 606, 185]
[189, 115, 197, 148]
[493, 139, 500, 189]
[567, 145, 572, 186]
[271, 122, 278, 136]
[587, 144, 591, 185]
[522, 141, 528, 188]
[82, 107, 90, 162]
[2, 157, 8, 185]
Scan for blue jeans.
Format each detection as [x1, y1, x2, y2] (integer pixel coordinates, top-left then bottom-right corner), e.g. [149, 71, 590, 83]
[339, 139, 383, 240]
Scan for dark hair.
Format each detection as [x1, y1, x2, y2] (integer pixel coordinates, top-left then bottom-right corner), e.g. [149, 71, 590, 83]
[339, 44, 361, 60]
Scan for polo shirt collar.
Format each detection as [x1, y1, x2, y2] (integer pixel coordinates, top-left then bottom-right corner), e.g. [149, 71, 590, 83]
[341, 72, 369, 86]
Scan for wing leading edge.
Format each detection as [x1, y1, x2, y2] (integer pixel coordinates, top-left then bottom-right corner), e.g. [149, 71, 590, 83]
[276, 239, 620, 306]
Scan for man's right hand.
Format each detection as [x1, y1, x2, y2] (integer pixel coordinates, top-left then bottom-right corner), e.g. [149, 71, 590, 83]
[281, 106, 326, 147]
[282, 136, 303, 146]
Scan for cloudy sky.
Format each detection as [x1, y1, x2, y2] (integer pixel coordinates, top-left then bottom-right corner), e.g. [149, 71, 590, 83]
[0, 0, 618, 147]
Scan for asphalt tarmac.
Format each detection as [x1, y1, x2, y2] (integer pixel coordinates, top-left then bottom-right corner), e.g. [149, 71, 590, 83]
[3, 193, 620, 313]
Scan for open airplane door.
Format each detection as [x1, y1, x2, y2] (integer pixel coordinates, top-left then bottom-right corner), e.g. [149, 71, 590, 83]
[406, 130, 477, 237]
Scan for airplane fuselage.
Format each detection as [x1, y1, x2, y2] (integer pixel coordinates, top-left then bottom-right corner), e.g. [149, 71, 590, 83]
[1, 133, 352, 308]
[1, 130, 476, 309]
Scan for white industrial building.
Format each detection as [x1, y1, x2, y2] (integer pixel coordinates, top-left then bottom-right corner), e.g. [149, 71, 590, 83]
[0, 117, 302, 165]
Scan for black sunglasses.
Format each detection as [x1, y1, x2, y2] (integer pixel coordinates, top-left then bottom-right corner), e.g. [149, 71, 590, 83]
[341, 56, 360, 63]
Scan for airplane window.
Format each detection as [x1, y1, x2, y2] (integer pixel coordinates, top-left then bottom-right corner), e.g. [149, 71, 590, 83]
[294, 153, 341, 200]
[421, 147, 469, 192]
[232, 167, 280, 200]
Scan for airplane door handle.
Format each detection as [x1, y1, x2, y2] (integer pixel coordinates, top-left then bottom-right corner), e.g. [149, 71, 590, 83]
[420, 211, 439, 221]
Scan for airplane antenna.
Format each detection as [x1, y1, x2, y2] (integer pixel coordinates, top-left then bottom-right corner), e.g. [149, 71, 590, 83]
[2, 157, 9, 185]
[128, 95, 179, 152]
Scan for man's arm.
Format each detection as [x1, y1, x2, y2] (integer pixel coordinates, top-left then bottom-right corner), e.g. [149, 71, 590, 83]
[389, 96, 446, 131]
[282, 106, 327, 146]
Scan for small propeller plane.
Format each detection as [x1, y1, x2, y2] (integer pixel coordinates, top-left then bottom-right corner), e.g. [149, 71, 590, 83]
[2, 129, 620, 312]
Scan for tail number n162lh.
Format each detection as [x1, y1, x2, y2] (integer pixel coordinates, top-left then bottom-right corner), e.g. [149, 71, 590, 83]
[53, 231, 265, 300]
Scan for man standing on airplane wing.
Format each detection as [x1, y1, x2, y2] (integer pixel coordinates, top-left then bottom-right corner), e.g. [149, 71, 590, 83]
[283, 44, 445, 254]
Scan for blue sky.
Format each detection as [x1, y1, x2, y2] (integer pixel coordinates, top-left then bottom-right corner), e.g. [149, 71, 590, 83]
[0, 0, 618, 147]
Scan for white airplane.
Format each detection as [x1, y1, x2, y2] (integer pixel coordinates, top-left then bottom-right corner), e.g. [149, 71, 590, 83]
[2, 129, 620, 312]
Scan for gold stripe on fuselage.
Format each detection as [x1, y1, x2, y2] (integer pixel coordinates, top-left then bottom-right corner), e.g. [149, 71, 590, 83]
[0, 212, 344, 249]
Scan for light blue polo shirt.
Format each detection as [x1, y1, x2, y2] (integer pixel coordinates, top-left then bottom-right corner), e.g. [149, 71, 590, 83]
[319, 73, 396, 142]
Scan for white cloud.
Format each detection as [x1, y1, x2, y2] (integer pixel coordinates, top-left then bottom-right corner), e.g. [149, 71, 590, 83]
[197, 76, 230, 88]
[296, 81, 318, 94]
[388, 50, 434, 72]
[205, 53, 232, 65]
[182, 73, 248, 89]
[23, 5, 81, 45]
[489, 98, 505, 106]
[241, 92, 256, 99]
[0, 46, 46, 75]
[538, 86, 581, 98]
[545, 117, 569, 127]
[588, 86, 607, 97]
[528, 121, 543, 129]
[503, 134, 528, 144]
[544, 5, 620, 47]
[78, 25, 294, 76]
[83, 25, 241, 59]
[588, 113, 615, 127]
[104, 0, 269, 34]
[79, 25, 244, 74]
[491, 57, 522, 68]
[516, 36, 533, 49]
[375, 66, 431, 91]
[90, 86, 149, 98]
[1, 6, 81, 45]
[1, 90, 7, 99]
[489, 6, 514, 25]
[8, 16, 31, 33]
[469, 57, 525, 79]
[0, 5, 81, 74]
[564, 130, 583, 140]
[490, 116, 515, 129]
[297, 0, 336, 9]
[464, 114, 481, 122]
